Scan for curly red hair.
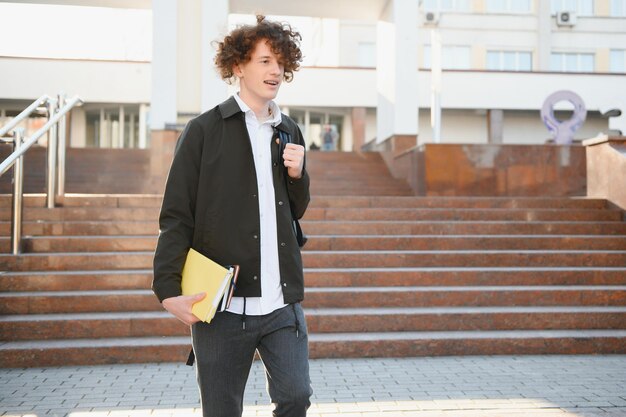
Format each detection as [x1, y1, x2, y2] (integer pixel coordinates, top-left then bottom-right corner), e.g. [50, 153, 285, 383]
[214, 15, 303, 84]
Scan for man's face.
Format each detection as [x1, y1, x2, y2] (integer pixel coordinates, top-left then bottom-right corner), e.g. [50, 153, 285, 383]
[234, 40, 284, 106]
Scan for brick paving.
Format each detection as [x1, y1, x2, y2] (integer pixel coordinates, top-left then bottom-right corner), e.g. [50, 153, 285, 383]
[1, 355, 625, 417]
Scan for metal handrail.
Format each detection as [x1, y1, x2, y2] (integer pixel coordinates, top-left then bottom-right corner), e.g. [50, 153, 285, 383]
[0, 94, 50, 138]
[0, 96, 82, 176]
[0, 94, 83, 254]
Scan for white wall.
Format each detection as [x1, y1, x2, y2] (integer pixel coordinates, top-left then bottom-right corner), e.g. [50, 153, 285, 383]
[502, 110, 610, 144]
[177, 0, 202, 114]
[0, 57, 150, 103]
[279, 67, 626, 112]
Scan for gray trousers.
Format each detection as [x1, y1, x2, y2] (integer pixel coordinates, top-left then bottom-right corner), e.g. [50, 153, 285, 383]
[191, 303, 312, 417]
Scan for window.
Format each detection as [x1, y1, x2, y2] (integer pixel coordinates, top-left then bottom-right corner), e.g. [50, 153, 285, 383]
[611, 0, 626, 16]
[550, 52, 595, 72]
[358, 42, 376, 67]
[422, 0, 471, 12]
[424, 45, 471, 69]
[487, 51, 532, 71]
[551, 0, 594, 16]
[486, 0, 531, 13]
[610, 50, 626, 72]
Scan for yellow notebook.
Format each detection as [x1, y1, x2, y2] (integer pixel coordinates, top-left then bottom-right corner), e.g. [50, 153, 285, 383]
[181, 248, 235, 323]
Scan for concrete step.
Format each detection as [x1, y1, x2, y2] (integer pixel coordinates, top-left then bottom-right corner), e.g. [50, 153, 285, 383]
[2, 330, 625, 367]
[303, 208, 623, 222]
[2, 286, 625, 314]
[3, 267, 626, 292]
[2, 307, 625, 340]
[3, 250, 626, 271]
[3, 234, 625, 253]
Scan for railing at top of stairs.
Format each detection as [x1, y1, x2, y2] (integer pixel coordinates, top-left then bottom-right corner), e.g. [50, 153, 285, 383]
[0, 93, 84, 254]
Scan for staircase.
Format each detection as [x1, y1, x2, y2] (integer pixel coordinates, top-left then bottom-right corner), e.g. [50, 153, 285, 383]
[1, 151, 625, 367]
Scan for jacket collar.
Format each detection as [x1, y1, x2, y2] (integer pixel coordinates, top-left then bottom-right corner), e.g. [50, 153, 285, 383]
[218, 96, 290, 133]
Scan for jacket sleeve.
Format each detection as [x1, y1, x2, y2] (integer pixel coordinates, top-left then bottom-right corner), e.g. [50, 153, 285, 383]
[286, 124, 310, 220]
[152, 120, 204, 302]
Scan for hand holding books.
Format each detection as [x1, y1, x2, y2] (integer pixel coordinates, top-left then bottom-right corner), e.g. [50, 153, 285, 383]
[181, 248, 240, 323]
[162, 292, 207, 326]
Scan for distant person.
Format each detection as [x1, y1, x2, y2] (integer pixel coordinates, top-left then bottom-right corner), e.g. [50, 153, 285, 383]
[152, 15, 312, 417]
[321, 125, 333, 151]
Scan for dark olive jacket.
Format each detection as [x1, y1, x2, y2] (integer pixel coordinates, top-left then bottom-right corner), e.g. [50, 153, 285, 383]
[152, 96, 310, 304]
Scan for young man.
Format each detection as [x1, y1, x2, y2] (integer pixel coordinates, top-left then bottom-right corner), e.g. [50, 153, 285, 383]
[152, 15, 312, 417]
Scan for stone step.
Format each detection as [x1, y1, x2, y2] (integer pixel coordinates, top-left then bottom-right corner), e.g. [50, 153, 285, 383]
[16, 235, 157, 253]
[304, 306, 626, 333]
[302, 250, 626, 268]
[304, 208, 623, 222]
[2, 286, 624, 315]
[0, 195, 611, 209]
[0, 207, 161, 222]
[308, 187, 412, 196]
[0, 221, 160, 236]
[2, 330, 625, 367]
[307, 235, 626, 251]
[3, 234, 626, 253]
[300, 221, 626, 236]
[2, 307, 625, 340]
[0, 194, 163, 209]
[3, 220, 626, 237]
[307, 329, 626, 358]
[10, 206, 617, 222]
[3, 267, 626, 292]
[3, 250, 626, 271]
[309, 196, 610, 209]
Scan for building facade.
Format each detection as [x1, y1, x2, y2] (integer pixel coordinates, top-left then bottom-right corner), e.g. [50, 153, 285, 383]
[0, 0, 625, 151]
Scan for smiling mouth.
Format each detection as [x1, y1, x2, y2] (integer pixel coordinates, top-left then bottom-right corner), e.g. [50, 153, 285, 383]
[264, 80, 279, 86]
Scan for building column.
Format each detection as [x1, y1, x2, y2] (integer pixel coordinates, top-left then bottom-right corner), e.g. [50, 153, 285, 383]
[151, 0, 177, 129]
[201, 0, 229, 111]
[537, 0, 552, 71]
[118, 106, 125, 148]
[376, 0, 419, 153]
[351, 107, 367, 151]
[488, 109, 503, 144]
[139, 103, 148, 149]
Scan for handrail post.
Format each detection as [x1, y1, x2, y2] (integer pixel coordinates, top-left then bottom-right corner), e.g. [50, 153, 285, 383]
[11, 129, 25, 255]
[46, 98, 58, 209]
[57, 92, 67, 200]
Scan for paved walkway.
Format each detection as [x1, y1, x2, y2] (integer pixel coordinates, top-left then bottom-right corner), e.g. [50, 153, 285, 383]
[1, 355, 625, 417]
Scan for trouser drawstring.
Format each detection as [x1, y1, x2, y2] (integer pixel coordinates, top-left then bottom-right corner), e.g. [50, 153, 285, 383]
[292, 303, 300, 338]
[242, 297, 247, 330]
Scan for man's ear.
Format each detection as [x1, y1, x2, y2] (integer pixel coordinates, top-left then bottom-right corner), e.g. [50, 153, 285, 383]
[233, 64, 243, 78]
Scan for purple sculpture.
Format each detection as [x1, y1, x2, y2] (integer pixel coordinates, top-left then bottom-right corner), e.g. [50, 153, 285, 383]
[541, 90, 587, 145]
